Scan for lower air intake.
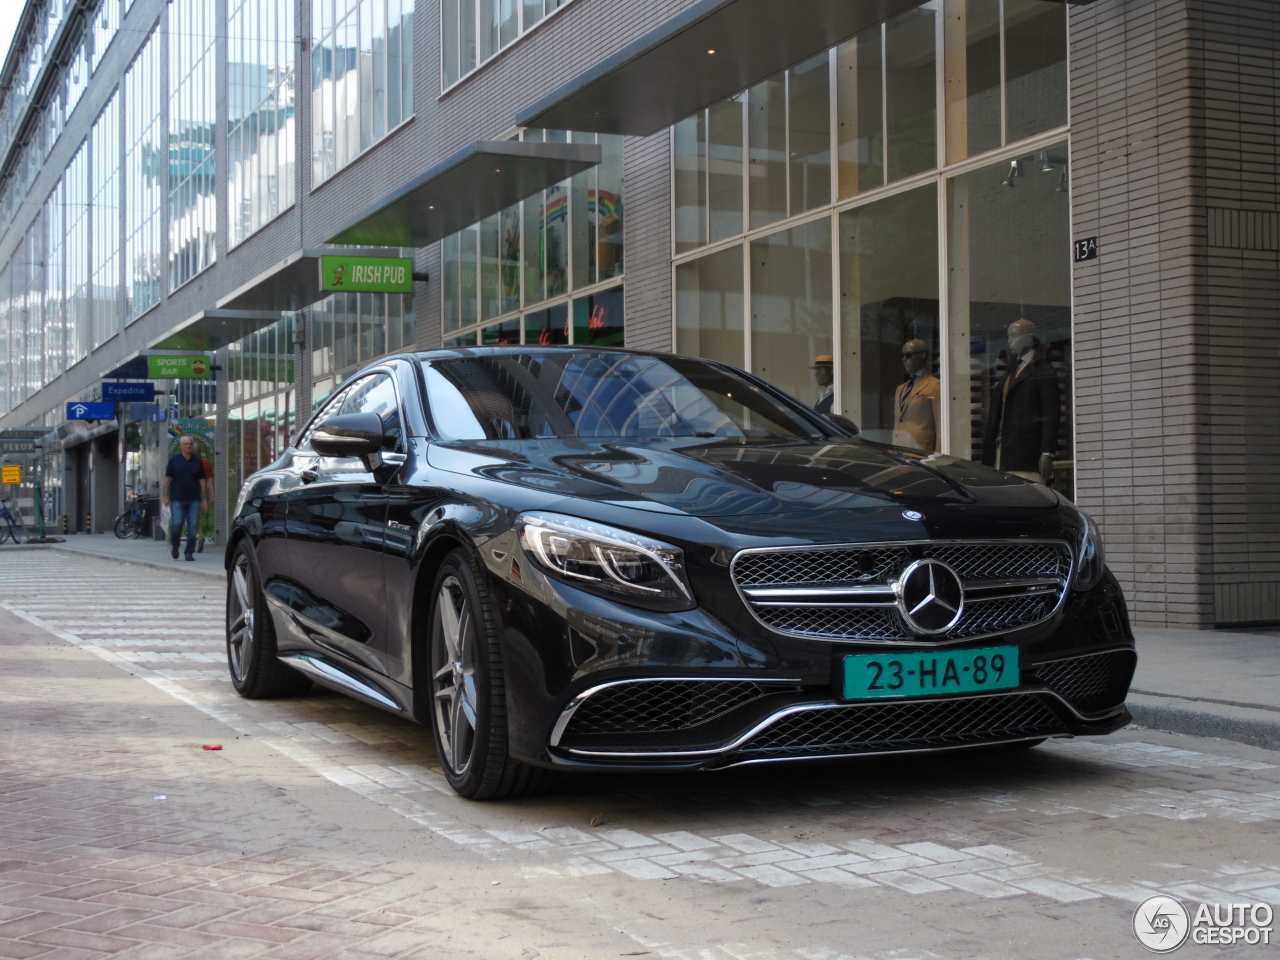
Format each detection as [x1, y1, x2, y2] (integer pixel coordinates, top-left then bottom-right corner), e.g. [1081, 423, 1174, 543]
[714, 693, 1068, 765]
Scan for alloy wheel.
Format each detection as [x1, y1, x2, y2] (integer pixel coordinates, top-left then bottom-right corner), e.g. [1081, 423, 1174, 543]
[433, 575, 479, 776]
[227, 553, 256, 682]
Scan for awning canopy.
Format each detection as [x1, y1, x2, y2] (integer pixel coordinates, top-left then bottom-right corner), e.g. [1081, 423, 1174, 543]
[517, 0, 938, 136]
[149, 309, 282, 352]
[216, 247, 395, 313]
[325, 139, 602, 247]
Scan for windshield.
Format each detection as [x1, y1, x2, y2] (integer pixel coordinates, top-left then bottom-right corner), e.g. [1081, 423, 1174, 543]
[423, 352, 828, 441]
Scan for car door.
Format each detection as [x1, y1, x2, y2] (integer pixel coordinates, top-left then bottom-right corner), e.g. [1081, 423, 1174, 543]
[284, 372, 404, 675]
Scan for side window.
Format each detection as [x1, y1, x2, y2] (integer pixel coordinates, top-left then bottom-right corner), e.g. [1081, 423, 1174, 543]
[339, 374, 404, 452]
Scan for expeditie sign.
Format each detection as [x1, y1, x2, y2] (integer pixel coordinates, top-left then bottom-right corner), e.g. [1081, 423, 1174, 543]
[102, 381, 156, 402]
[319, 255, 414, 293]
[1, 465, 21, 484]
[147, 355, 210, 379]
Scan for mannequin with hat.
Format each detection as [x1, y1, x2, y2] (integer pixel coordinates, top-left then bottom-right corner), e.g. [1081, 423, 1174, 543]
[982, 318, 1060, 483]
[892, 339, 941, 452]
[811, 355, 834, 414]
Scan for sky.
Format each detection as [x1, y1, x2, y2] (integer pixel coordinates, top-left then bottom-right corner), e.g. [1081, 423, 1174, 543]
[0, 3, 22, 77]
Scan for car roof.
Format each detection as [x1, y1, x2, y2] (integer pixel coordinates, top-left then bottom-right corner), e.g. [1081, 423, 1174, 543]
[402, 344, 689, 364]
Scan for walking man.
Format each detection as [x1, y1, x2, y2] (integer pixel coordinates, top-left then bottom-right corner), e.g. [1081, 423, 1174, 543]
[163, 435, 208, 561]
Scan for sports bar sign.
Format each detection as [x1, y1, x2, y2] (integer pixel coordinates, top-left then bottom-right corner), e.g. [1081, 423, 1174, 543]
[319, 255, 414, 293]
[147, 355, 210, 379]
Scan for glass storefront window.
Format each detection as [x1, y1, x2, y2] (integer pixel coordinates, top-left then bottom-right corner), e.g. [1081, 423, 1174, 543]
[228, 0, 297, 246]
[749, 218, 833, 408]
[676, 245, 744, 368]
[885, 1, 938, 182]
[170, 0, 217, 290]
[572, 287, 624, 347]
[125, 27, 162, 321]
[789, 53, 831, 215]
[947, 142, 1072, 494]
[443, 0, 575, 89]
[942, 0, 1067, 162]
[311, 0, 415, 186]
[481, 317, 519, 344]
[524, 303, 567, 345]
[839, 185, 939, 446]
[440, 133, 623, 346]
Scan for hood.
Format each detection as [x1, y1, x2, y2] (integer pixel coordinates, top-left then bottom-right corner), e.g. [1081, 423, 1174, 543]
[426, 437, 1059, 519]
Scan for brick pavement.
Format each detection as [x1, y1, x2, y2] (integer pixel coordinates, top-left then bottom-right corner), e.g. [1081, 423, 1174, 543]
[3, 551, 1280, 960]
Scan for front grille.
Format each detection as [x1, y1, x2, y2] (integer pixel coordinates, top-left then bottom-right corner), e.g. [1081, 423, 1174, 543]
[562, 680, 798, 736]
[950, 594, 1056, 639]
[927, 542, 1069, 581]
[734, 547, 909, 587]
[732, 540, 1071, 643]
[752, 605, 901, 641]
[716, 693, 1067, 764]
[1034, 650, 1136, 712]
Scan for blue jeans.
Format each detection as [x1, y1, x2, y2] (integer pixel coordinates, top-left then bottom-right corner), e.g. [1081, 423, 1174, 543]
[170, 500, 202, 557]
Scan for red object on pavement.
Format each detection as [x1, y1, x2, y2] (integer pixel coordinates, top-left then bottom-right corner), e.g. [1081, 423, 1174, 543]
[202, 744, 223, 750]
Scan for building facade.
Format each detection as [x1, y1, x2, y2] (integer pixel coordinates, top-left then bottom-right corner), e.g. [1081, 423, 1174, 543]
[0, 0, 1276, 629]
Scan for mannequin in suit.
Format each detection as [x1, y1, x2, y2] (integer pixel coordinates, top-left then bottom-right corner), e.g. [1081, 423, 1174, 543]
[812, 354, 834, 414]
[892, 340, 941, 452]
[982, 318, 1060, 483]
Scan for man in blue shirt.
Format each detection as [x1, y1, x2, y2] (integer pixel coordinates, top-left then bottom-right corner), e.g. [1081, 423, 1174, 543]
[163, 435, 209, 560]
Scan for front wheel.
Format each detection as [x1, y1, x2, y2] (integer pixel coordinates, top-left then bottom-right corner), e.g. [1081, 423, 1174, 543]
[428, 550, 552, 800]
[226, 542, 311, 699]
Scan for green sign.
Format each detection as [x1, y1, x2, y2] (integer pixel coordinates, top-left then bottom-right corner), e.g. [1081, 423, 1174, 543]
[148, 355, 211, 379]
[319, 255, 414, 293]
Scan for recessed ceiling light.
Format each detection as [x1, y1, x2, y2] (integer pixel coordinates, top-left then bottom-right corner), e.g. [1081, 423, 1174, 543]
[707, 48, 716, 55]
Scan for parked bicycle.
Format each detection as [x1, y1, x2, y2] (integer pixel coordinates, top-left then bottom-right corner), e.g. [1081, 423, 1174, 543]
[113, 492, 156, 539]
[0, 498, 25, 545]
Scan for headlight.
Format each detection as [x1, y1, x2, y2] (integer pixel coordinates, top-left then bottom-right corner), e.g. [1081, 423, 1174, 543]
[517, 512, 695, 611]
[1073, 510, 1106, 591]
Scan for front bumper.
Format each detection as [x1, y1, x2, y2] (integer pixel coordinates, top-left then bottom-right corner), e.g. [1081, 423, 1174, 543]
[486, 539, 1136, 772]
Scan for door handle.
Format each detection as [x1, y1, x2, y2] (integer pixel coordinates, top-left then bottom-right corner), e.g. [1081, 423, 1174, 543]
[300, 469, 319, 484]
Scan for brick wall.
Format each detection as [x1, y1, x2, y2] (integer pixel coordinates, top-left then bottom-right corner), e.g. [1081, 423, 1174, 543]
[1068, 0, 1212, 626]
[1195, 0, 1280, 624]
[1070, 0, 1280, 627]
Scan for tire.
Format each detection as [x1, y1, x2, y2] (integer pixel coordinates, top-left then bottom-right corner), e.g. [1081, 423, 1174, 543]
[428, 549, 553, 800]
[0, 518, 17, 544]
[226, 542, 312, 699]
[114, 512, 135, 539]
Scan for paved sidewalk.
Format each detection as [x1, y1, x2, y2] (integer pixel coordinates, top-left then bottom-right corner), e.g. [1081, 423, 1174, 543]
[5, 535, 1279, 751]
[0, 533, 222, 580]
[1127, 627, 1280, 751]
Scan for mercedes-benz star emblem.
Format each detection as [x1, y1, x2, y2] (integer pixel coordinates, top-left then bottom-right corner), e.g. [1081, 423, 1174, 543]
[893, 559, 965, 634]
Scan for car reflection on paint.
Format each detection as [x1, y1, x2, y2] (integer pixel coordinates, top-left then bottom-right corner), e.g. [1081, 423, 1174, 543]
[225, 347, 1136, 800]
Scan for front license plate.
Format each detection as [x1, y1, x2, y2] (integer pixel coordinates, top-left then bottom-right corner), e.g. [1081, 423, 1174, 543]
[842, 646, 1020, 700]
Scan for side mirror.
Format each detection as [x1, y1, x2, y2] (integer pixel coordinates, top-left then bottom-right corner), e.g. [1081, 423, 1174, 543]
[826, 414, 860, 437]
[312, 412, 386, 470]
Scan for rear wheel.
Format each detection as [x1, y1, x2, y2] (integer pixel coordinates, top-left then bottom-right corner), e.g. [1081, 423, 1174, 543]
[226, 542, 311, 698]
[428, 550, 552, 800]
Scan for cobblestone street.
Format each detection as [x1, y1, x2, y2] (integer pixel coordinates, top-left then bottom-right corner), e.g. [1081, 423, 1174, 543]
[2, 550, 1279, 959]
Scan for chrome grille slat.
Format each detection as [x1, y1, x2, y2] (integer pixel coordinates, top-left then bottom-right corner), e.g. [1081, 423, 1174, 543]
[732, 540, 1071, 642]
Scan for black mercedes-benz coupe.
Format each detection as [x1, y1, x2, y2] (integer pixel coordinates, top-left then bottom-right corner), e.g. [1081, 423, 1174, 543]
[225, 347, 1135, 799]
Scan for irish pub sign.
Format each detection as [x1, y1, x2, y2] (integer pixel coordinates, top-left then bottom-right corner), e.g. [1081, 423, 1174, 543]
[319, 256, 414, 293]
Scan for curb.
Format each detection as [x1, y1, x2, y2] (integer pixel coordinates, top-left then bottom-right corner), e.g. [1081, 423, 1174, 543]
[48, 543, 224, 581]
[1127, 693, 1280, 752]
